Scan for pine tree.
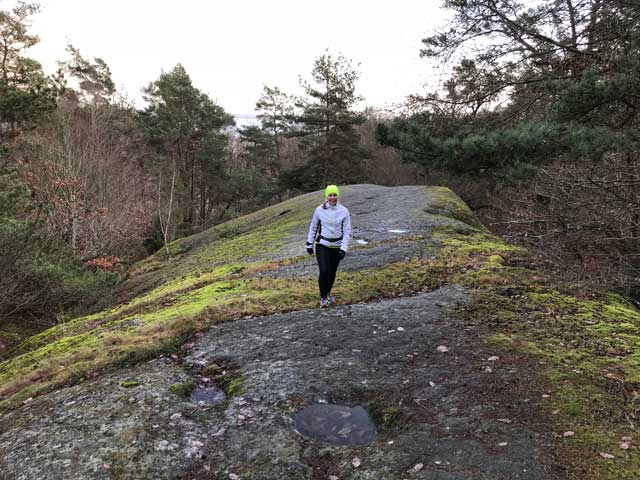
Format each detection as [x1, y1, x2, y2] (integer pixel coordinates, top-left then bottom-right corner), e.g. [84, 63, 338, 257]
[283, 52, 367, 191]
[140, 65, 234, 231]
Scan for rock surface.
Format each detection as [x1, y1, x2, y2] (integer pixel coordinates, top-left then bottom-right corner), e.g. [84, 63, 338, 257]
[0, 288, 558, 479]
[0, 185, 561, 479]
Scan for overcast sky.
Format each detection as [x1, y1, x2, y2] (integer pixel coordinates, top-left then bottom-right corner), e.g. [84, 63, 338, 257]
[17, 0, 451, 115]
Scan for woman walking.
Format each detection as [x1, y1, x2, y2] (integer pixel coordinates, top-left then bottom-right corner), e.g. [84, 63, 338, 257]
[306, 185, 351, 308]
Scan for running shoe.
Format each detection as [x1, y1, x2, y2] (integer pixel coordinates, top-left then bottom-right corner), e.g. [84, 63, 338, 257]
[320, 297, 328, 308]
[327, 295, 336, 307]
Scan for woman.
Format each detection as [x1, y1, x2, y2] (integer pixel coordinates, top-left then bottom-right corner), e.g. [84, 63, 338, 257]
[306, 185, 352, 308]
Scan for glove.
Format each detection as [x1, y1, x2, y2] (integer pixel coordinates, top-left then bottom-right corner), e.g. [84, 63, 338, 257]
[339, 250, 346, 260]
[307, 247, 314, 255]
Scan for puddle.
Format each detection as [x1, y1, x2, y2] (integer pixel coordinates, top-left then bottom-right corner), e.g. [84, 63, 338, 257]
[190, 386, 226, 405]
[387, 229, 408, 233]
[294, 404, 377, 446]
[356, 239, 369, 245]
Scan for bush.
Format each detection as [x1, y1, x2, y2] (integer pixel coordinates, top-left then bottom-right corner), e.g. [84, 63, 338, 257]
[0, 168, 118, 323]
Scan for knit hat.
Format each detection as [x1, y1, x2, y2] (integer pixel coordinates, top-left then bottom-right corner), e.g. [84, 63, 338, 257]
[325, 185, 340, 197]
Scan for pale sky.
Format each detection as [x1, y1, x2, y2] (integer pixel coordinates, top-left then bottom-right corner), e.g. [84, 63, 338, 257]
[14, 0, 451, 115]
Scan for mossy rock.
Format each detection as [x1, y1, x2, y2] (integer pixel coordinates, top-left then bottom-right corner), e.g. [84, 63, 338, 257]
[169, 381, 197, 398]
[120, 380, 140, 388]
[367, 399, 402, 429]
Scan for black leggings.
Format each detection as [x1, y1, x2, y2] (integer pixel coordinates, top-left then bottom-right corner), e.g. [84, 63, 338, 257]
[315, 243, 342, 298]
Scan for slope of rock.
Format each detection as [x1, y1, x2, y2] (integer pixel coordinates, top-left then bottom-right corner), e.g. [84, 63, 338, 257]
[1, 185, 638, 479]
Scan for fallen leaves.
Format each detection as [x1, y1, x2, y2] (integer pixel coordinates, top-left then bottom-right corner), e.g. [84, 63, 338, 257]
[620, 437, 632, 450]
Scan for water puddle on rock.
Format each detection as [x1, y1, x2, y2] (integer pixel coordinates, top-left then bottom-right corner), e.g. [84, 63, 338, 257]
[190, 386, 225, 405]
[294, 404, 377, 446]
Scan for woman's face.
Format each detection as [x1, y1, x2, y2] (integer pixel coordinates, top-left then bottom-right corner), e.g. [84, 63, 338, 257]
[327, 193, 338, 206]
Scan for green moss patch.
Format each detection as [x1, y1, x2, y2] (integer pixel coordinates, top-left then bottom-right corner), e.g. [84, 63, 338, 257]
[367, 399, 402, 430]
[169, 381, 197, 397]
[120, 380, 140, 388]
[440, 232, 640, 479]
[425, 186, 488, 231]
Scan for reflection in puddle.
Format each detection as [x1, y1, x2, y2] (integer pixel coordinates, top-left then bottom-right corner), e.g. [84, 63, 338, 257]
[190, 386, 226, 405]
[294, 404, 377, 446]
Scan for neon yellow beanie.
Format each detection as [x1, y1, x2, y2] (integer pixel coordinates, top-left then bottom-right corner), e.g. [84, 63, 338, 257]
[325, 185, 340, 197]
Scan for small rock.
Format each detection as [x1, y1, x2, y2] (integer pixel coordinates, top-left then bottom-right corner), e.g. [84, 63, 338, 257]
[387, 440, 394, 445]
[600, 452, 615, 459]
[563, 431, 575, 437]
[497, 418, 512, 423]
[498, 442, 508, 447]
[429, 381, 436, 387]
[437, 345, 449, 353]
[412, 463, 424, 472]
[229, 474, 240, 480]
[483, 366, 493, 373]
[488, 356, 500, 361]
[397, 327, 405, 332]
[352, 457, 361, 468]
[170, 413, 182, 420]
[329, 476, 339, 480]
[212, 428, 226, 437]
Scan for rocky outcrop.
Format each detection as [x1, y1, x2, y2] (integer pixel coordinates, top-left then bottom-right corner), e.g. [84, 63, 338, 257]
[2, 185, 638, 479]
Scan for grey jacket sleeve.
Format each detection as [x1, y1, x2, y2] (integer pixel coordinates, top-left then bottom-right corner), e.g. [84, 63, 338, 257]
[307, 208, 320, 246]
[341, 208, 352, 253]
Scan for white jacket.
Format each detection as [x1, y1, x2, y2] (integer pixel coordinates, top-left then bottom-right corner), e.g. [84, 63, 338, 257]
[307, 202, 352, 252]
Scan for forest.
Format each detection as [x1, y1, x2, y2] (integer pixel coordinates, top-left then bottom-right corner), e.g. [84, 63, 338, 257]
[1, 0, 638, 332]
